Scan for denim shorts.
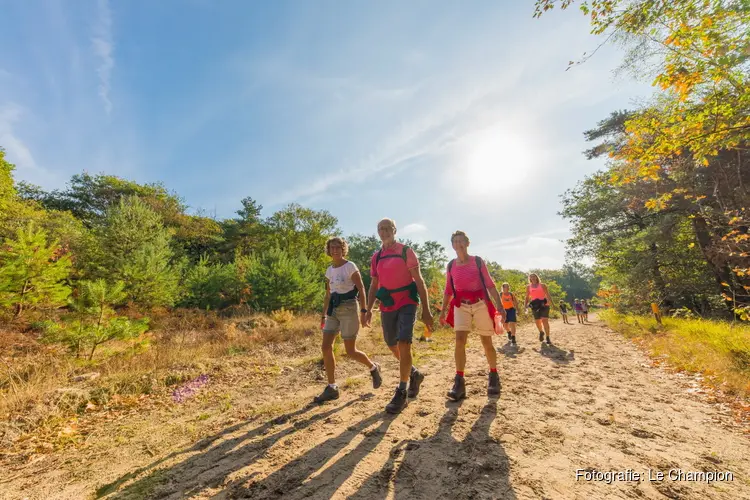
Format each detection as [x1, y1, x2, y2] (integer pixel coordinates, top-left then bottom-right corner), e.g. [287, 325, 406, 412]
[380, 303, 417, 346]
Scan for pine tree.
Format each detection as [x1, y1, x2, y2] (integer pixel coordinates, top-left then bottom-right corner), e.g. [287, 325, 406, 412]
[94, 196, 179, 307]
[0, 223, 72, 318]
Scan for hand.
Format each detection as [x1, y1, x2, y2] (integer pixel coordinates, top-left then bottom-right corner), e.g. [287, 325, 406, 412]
[438, 311, 446, 326]
[365, 311, 373, 328]
[359, 312, 367, 328]
[320, 316, 326, 329]
[421, 308, 434, 331]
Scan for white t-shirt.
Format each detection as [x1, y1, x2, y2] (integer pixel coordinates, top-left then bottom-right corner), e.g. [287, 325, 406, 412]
[326, 261, 359, 294]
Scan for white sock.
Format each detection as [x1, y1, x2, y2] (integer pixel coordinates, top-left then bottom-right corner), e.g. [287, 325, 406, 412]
[328, 383, 338, 389]
[370, 364, 378, 372]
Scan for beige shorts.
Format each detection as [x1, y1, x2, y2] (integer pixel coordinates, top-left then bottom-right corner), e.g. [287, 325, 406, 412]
[453, 300, 494, 336]
[323, 300, 359, 340]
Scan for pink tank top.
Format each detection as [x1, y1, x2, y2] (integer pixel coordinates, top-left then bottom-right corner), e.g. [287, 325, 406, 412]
[528, 284, 546, 300]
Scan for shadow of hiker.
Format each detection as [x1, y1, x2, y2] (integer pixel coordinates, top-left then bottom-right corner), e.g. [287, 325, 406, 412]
[228, 410, 395, 499]
[349, 399, 516, 500]
[536, 343, 575, 364]
[497, 341, 525, 359]
[102, 398, 362, 499]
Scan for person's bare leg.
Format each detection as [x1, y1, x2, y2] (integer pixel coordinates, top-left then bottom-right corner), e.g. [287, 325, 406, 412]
[388, 345, 400, 359]
[344, 339, 374, 369]
[542, 318, 551, 336]
[454, 331, 469, 372]
[480, 335, 497, 369]
[398, 341, 412, 383]
[322, 334, 336, 384]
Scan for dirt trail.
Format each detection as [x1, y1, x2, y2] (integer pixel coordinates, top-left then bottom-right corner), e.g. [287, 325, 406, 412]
[5, 315, 750, 499]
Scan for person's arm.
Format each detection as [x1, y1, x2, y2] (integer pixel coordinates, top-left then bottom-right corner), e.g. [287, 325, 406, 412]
[512, 293, 519, 310]
[322, 280, 331, 327]
[524, 286, 530, 309]
[439, 264, 452, 323]
[409, 266, 434, 330]
[351, 270, 368, 326]
[487, 286, 506, 321]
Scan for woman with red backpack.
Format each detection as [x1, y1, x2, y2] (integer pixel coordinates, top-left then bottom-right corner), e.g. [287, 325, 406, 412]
[438, 230, 506, 401]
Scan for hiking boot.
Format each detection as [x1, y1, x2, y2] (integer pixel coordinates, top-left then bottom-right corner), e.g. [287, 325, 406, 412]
[488, 371, 500, 396]
[447, 374, 466, 401]
[385, 387, 408, 414]
[313, 385, 339, 403]
[370, 363, 382, 389]
[538, 331, 544, 342]
[546, 336, 552, 346]
[407, 369, 424, 398]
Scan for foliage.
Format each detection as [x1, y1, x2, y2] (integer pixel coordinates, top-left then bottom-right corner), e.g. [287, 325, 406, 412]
[244, 247, 323, 312]
[535, 0, 750, 319]
[180, 257, 248, 310]
[91, 196, 179, 307]
[42, 279, 149, 359]
[0, 223, 72, 318]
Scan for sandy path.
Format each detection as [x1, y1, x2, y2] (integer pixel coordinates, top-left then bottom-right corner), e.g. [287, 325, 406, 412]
[7, 315, 750, 499]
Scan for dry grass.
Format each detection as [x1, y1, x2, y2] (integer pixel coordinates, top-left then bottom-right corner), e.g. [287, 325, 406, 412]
[601, 310, 750, 397]
[0, 311, 322, 448]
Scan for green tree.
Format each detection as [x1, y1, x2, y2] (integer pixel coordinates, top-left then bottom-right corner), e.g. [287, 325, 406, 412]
[264, 204, 340, 266]
[244, 247, 323, 312]
[0, 223, 72, 318]
[43, 279, 149, 359]
[181, 257, 249, 310]
[346, 234, 381, 291]
[92, 196, 179, 307]
[0, 149, 15, 213]
[220, 197, 266, 259]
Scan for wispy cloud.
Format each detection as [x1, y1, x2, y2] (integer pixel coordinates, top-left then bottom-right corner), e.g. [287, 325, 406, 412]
[401, 223, 428, 237]
[92, 0, 114, 115]
[0, 103, 43, 181]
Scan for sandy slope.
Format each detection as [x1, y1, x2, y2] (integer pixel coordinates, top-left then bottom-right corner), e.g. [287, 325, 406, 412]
[4, 315, 750, 499]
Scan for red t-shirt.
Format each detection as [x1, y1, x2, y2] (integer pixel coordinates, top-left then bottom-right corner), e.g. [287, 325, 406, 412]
[370, 242, 419, 312]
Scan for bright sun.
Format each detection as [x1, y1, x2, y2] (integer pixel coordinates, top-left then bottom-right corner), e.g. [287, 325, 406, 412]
[458, 125, 534, 197]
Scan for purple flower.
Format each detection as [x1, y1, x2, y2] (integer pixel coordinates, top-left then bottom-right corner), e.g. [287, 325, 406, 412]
[172, 374, 210, 403]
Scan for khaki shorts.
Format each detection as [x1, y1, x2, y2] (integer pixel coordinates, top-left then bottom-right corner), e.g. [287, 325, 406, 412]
[453, 300, 494, 336]
[323, 300, 359, 340]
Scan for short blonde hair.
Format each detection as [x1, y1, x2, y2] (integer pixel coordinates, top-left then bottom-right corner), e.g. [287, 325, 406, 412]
[325, 237, 349, 257]
[377, 218, 396, 231]
[451, 230, 470, 244]
[501, 282, 510, 289]
[528, 273, 540, 284]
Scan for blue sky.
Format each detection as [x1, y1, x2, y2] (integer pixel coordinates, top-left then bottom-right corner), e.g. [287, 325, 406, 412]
[0, 0, 652, 270]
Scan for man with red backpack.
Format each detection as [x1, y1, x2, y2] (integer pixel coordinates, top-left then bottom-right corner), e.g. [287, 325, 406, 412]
[365, 218, 434, 414]
[438, 230, 505, 401]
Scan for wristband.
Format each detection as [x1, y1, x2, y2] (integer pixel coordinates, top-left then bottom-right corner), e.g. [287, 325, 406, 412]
[360, 308, 368, 313]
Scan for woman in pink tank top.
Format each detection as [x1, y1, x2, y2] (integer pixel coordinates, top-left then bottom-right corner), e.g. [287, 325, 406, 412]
[524, 273, 555, 345]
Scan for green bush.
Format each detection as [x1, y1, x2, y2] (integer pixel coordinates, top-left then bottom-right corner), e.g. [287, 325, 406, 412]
[244, 247, 323, 312]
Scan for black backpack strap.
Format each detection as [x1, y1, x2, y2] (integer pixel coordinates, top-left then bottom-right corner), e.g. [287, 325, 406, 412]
[447, 259, 456, 296]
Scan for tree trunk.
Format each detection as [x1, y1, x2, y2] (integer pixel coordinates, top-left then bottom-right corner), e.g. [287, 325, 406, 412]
[691, 214, 736, 314]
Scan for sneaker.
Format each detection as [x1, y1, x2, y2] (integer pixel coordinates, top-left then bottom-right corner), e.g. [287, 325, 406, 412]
[314, 385, 339, 403]
[407, 369, 425, 398]
[447, 374, 466, 401]
[370, 363, 382, 389]
[539, 331, 544, 342]
[385, 387, 408, 414]
[511, 336, 517, 346]
[546, 336, 552, 346]
[488, 372, 500, 396]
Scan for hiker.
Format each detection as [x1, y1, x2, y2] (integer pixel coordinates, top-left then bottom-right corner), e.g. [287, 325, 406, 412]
[574, 299, 583, 323]
[315, 237, 382, 403]
[524, 273, 555, 345]
[581, 299, 589, 322]
[365, 218, 434, 414]
[559, 300, 571, 324]
[500, 283, 519, 345]
[438, 231, 505, 401]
